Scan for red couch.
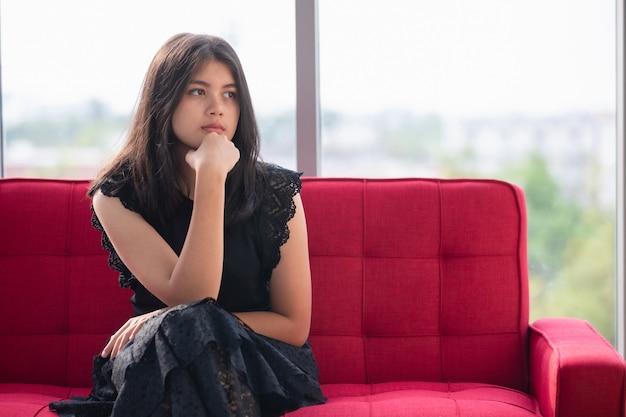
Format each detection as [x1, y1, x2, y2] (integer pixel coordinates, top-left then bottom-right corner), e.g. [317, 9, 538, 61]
[0, 177, 624, 417]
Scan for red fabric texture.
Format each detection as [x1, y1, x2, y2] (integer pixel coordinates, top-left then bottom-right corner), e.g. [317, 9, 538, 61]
[288, 382, 542, 417]
[0, 385, 90, 417]
[0, 179, 132, 388]
[303, 178, 530, 390]
[0, 177, 624, 416]
[530, 318, 626, 417]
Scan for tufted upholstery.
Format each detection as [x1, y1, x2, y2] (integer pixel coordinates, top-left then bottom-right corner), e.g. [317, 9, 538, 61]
[0, 177, 624, 417]
[0, 179, 131, 388]
[302, 178, 529, 389]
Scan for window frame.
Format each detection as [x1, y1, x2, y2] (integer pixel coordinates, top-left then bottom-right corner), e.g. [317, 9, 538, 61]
[616, 0, 625, 356]
[295, 0, 320, 177]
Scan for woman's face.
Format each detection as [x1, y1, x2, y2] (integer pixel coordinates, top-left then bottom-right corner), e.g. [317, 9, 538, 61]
[172, 60, 241, 150]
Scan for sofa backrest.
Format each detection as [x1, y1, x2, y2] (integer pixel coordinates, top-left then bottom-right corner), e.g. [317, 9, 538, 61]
[300, 178, 529, 392]
[0, 179, 132, 387]
[0, 177, 529, 392]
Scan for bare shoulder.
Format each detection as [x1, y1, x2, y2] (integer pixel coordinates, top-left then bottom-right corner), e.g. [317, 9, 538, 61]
[92, 189, 145, 231]
[93, 189, 133, 216]
[92, 189, 118, 212]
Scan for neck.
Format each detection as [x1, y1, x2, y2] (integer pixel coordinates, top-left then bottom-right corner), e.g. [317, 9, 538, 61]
[173, 142, 196, 200]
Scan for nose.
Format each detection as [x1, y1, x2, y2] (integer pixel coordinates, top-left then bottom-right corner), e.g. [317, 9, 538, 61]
[206, 94, 224, 116]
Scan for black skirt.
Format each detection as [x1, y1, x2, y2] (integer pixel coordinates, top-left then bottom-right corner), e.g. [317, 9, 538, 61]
[50, 298, 325, 417]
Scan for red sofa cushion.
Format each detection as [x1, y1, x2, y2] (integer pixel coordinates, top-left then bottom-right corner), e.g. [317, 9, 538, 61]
[0, 382, 542, 417]
[0, 179, 132, 387]
[289, 382, 541, 416]
[0, 385, 90, 417]
[301, 178, 529, 390]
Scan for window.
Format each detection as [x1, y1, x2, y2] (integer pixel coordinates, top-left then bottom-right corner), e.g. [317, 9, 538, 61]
[1, 0, 620, 346]
[319, 0, 617, 343]
[1, 0, 296, 177]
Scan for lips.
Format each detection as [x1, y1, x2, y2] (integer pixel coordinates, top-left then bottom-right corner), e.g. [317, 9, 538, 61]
[202, 123, 225, 133]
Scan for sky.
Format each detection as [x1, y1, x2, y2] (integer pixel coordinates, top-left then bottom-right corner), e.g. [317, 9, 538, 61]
[0, 0, 616, 122]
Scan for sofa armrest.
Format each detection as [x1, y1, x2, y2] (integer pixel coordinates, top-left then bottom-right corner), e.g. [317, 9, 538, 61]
[529, 318, 626, 417]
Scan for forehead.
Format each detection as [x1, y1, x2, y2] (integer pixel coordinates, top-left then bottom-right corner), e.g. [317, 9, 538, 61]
[191, 59, 236, 84]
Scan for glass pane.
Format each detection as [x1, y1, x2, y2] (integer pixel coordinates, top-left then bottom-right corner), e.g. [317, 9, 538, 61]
[320, 0, 617, 343]
[1, 0, 296, 178]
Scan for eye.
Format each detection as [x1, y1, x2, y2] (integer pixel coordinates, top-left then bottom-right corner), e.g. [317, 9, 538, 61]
[224, 91, 237, 100]
[189, 88, 205, 96]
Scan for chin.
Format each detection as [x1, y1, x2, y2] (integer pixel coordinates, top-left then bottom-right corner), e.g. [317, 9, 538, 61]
[175, 139, 199, 151]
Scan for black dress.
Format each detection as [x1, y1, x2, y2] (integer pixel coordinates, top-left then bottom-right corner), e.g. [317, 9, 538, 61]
[50, 164, 325, 417]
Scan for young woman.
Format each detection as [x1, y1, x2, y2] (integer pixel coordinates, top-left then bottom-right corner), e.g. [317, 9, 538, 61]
[50, 33, 325, 417]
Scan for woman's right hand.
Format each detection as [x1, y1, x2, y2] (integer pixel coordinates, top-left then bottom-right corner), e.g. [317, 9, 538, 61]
[102, 309, 164, 359]
[185, 132, 240, 179]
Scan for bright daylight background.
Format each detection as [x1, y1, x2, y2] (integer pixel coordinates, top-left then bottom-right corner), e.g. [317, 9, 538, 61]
[1, 0, 618, 343]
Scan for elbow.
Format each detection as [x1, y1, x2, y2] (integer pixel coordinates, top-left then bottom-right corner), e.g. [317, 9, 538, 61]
[285, 332, 309, 348]
[292, 334, 310, 348]
[271, 310, 310, 347]
[290, 318, 311, 347]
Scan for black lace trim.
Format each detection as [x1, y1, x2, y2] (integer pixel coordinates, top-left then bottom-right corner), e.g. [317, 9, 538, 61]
[92, 171, 142, 289]
[260, 164, 302, 271]
[91, 207, 137, 289]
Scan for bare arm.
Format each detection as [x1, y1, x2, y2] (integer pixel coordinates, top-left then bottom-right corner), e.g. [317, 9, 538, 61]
[93, 133, 239, 307]
[234, 194, 312, 346]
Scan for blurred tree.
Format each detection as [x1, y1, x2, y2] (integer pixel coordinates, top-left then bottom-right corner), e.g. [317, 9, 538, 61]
[504, 153, 583, 284]
[503, 153, 614, 342]
[439, 149, 615, 343]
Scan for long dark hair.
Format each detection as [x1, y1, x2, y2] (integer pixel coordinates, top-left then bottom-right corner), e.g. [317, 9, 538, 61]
[89, 33, 262, 226]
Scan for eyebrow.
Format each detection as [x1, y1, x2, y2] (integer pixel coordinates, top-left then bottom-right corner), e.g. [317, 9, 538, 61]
[189, 79, 237, 89]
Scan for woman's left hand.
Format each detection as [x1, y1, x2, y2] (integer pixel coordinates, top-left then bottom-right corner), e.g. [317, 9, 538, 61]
[102, 309, 164, 359]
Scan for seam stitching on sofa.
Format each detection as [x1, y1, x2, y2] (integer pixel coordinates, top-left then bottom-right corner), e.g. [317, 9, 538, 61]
[33, 403, 50, 416]
[437, 180, 446, 383]
[361, 179, 368, 383]
[61, 182, 76, 387]
[533, 324, 561, 417]
[512, 182, 531, 393]
[453, 394, 461, 416]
